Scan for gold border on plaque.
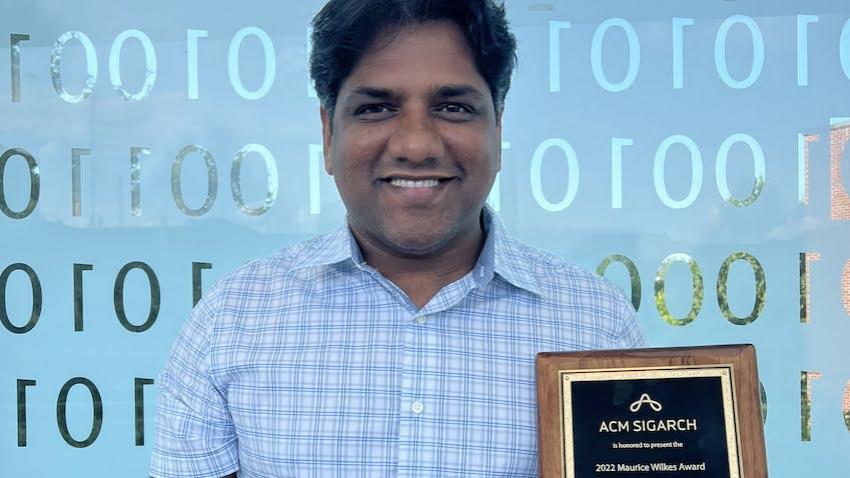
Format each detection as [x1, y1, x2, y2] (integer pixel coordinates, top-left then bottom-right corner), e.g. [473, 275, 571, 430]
[558, 365, 743, 478]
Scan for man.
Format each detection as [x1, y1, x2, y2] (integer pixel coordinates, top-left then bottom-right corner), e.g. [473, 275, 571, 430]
[150, 1, 646, 477]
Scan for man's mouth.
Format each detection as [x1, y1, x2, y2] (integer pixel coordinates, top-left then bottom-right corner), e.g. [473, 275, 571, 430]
[387, 178, 442, 188]
[382, 176, 456, 188]
[379, 176, 455, 204]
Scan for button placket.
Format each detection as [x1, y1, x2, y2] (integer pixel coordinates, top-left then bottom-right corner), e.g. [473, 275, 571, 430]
[398, 311, 424, 468]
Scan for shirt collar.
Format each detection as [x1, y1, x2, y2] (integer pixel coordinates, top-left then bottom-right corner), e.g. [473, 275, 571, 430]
[291, 206, 545, 298]
[484, 206, 545, 298]
[287, 226, 352, 269]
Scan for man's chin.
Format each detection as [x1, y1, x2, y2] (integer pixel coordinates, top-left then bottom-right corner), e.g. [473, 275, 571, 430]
[349, 213, 463, 258]
[383, 235, 450, 257]
[378, 215, 457, 257]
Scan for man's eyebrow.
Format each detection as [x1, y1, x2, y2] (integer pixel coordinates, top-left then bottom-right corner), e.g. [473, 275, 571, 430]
[344, 84, 487, 101]
[348, 86, 395, 99]
[434, 84, 487, 100]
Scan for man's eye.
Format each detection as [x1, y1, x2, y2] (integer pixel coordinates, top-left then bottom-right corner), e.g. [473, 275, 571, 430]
[354, 104, 393, 115]
[437, 103, 474, 114]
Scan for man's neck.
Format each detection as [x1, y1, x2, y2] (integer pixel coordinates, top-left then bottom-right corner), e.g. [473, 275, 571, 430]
[351, 218, 486, 309]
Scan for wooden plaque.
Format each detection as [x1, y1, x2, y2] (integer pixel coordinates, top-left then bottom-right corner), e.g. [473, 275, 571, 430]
[537, 345, 767, 478]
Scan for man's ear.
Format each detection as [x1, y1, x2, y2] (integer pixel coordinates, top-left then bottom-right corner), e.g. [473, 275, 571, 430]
[320, 106, 333, 175]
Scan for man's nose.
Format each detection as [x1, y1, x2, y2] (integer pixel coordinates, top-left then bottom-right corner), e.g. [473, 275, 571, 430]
[385, 107, 445, 164]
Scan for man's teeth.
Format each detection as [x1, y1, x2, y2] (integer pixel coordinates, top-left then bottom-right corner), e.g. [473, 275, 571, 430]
[389, 178, 441, 188]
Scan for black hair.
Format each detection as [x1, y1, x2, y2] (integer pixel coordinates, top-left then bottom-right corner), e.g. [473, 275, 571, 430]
[309, 0, 517, 119]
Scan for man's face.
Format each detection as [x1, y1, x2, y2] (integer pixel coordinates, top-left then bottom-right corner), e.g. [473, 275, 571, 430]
[321, 20, 502, 257]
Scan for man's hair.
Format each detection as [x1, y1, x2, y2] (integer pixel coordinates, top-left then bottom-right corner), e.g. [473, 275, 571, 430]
[309, 0, 517, 119]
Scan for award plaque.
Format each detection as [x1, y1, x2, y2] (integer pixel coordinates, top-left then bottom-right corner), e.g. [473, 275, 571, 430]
[536, 345, 767, 478]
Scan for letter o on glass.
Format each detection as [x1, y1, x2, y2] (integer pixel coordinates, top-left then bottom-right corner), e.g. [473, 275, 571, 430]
[0, 263, 41, 334]
[0, 148, 40, 219]
[715, 133, 766, 207]
[654, 253, 704, 326]
[840, 20, 850, 80]
[171, 145, 218, 216]
[653, 135, 703, 209]
[113, 262, 160, 332]
[714, 15, 765, 89]
[228, 27, 276, 100]
[530, 138, 580, 212]
[56, 377, 103, 448]
[591, 18, 641, 92]
[596, 255, 642, 311]
[50, 31, 98, 103]
[231, 144, 278, 216]
[109, 29, 157, 101]
[716, 252, 766, 325]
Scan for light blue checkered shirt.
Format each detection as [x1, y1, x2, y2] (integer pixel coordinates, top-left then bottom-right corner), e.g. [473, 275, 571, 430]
[150, 208, 646, 478]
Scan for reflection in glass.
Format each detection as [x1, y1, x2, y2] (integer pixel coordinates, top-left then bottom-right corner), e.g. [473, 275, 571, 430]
[130, 147, 150, 217]
[231, 144, 278, 216]
[109, 30, 157, 102]
[716, 252, 766, 325]
[172, 145, 217, 217]
[0, 148, 39, 219]
[596, 255, 641, 311]
[655, 253, 703, 326]
[10, 34, 30, 102]
[50, 31, 97, 103]
[71, 148, 91, 217]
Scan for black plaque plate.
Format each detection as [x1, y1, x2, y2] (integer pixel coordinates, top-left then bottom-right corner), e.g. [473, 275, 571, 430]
[560, 366, 741, 478]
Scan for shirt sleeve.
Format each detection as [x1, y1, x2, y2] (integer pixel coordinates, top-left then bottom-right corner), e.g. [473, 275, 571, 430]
[615, 295, 649, 349]
[149, 287, 239, 478]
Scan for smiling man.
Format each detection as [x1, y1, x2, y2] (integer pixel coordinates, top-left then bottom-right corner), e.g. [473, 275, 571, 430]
[150, 1, 645, 477]
[321, 18, 504, 309]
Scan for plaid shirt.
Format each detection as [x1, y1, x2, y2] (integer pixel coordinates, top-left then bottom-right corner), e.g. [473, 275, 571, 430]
[150, 208, 646, 478]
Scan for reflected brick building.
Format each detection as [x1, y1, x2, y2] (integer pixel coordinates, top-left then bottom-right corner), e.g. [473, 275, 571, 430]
[830, 121, 850, 220]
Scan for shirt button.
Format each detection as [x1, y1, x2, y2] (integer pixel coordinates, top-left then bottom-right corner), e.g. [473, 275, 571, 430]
[415, 315, 427, 325]
[411, 400, 424, 414]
